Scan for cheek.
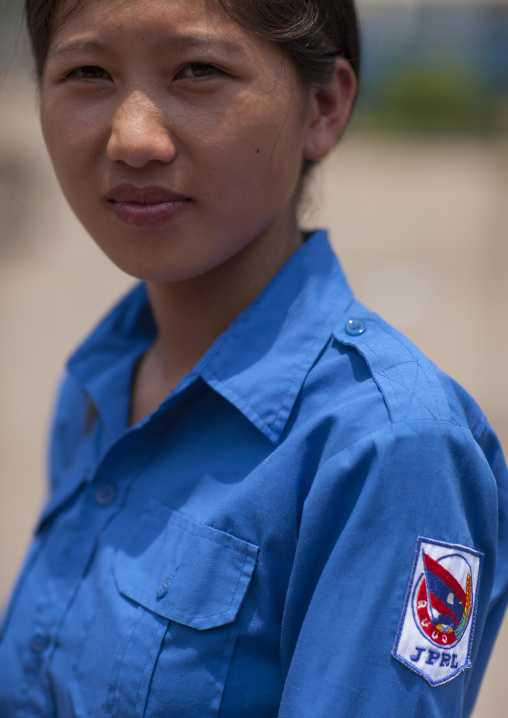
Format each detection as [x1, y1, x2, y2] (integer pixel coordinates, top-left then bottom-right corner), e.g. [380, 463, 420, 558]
[195, 97, 305, 203]
[41, 96, 105, 183]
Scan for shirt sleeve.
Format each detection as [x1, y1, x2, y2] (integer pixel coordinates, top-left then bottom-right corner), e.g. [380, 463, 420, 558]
[278, 419, 508, 718]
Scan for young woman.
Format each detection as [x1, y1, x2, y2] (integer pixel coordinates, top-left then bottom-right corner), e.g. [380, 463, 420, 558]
[1, 0, 507, 716]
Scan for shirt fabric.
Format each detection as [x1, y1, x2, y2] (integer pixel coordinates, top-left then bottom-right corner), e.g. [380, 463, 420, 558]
[1, 230, 507, 717]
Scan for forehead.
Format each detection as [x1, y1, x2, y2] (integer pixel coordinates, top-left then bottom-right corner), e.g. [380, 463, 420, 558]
[51, 0, 242, 44]
[47, 0, 282, 74]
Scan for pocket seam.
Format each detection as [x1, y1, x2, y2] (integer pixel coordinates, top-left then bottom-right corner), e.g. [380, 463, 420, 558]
[150, 500, 258, 557]
[114, 503, 259, 629]
[117, 525, 256, 619]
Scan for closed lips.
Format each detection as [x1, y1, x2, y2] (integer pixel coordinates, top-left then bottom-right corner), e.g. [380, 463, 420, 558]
[106, 185, 191, 227]
[106, 184, 190, 204]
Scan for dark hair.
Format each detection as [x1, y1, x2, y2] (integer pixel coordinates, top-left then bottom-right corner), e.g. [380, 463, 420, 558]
[25, 0, 360, 88]
[214, 0, 360, 88]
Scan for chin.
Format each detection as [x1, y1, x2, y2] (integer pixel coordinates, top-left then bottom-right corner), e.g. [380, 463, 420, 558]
[93, 245, 223, 285]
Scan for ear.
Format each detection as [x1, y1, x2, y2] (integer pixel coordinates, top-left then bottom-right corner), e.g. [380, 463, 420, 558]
[303, 58, 358, 162]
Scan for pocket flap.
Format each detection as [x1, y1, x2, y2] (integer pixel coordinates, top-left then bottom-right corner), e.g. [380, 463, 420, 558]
[113, 501, 259, 630]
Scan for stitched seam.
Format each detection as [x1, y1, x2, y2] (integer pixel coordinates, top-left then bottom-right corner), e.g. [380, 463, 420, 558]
[102, 605, 143, 715]
[209, 619, 236, 715]
[379, 372, 440, 420]
[167, 515, 256, 556]
[362, 338, 439, 422]
[339, 303, 444, 422]
[134, 617, 167, 716]
[471, 412, 489, 441]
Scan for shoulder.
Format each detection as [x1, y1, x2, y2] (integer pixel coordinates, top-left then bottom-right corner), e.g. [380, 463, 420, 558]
[293, 298, 503, 484]
[294, 303, 505, 572]
[330, 299, 489, 435]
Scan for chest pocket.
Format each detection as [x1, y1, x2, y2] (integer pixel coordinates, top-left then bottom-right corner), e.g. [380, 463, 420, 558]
[107, 500, 259, 718]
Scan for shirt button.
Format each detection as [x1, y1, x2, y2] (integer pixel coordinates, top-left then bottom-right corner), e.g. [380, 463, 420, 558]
[31, 633, 51, 653]
[156, 578, 172, 598]
[94, 483, 116, 506]
[345, 319, 366, 336]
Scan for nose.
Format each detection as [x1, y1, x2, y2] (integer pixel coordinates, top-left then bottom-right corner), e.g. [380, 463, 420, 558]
[107, 90, 176, 167]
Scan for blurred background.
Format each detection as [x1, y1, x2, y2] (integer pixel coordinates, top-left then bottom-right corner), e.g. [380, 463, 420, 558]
[1, 0, 507, 714]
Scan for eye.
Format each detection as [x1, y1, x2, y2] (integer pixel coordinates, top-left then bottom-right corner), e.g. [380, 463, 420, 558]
[175, 63, 224, 81]
[63, 65, 112, 81]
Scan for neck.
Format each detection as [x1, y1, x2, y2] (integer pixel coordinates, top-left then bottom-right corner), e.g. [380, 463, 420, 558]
[144, 220, 303, 390]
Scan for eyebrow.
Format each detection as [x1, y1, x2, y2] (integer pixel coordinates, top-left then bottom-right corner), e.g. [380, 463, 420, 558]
[48, 39, 108, 62]
[167, 34, 247, 56]
[48, 34, 247, 62]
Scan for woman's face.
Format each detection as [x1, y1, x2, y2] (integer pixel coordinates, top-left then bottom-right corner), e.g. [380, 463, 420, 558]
[40, 0, 318, 283]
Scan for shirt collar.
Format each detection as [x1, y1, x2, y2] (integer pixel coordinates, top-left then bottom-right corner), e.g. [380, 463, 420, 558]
[67, 230, 354, 444]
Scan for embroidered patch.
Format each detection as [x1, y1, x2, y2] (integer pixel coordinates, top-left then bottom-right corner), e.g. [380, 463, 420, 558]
[392, 537, 483, 686]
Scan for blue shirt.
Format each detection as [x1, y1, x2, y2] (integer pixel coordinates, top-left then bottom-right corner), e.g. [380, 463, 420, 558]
[1, 230, 507, 717]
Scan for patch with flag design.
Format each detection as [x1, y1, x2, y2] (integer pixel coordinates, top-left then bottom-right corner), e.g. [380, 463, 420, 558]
[392, 537, 483, 686]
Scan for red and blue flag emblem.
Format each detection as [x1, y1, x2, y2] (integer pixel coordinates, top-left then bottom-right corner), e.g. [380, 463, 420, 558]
[392, 537, 483, 686]
[421, 551, 472, 644]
